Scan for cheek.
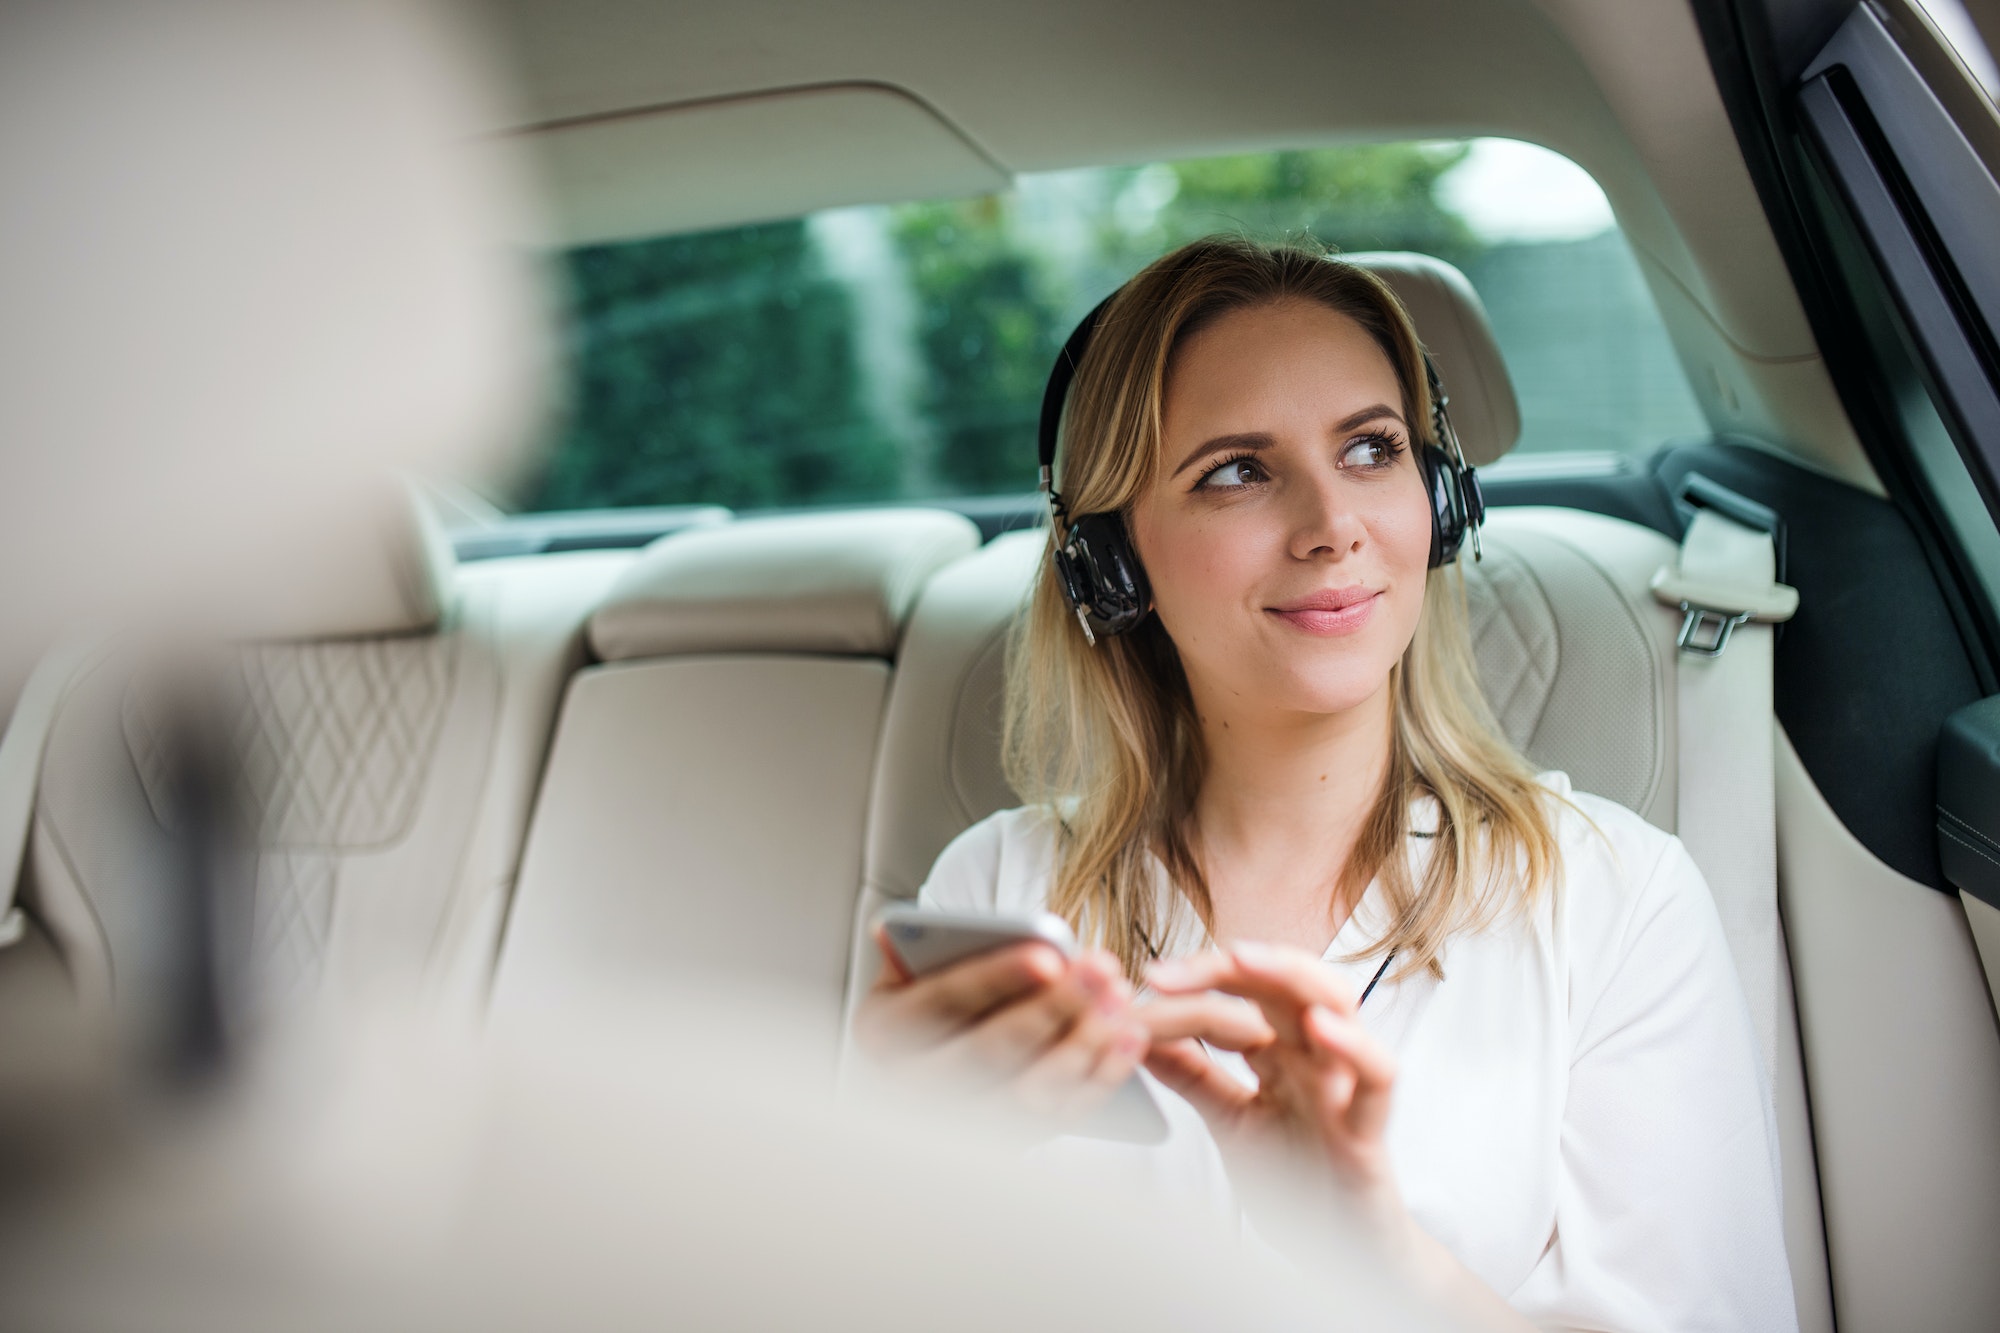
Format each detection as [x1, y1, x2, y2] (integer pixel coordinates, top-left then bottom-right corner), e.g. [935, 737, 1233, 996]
[1381, 470, 1437, 576]
[1376, 472, 1440, 668]
[1137, 510, 1258, 638]
[1375, 473, 1437, 639]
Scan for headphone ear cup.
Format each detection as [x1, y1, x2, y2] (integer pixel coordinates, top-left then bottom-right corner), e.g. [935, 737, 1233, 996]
[1423, 444, 1459, 569]
[1052, 543, 1093, 612]
[1061, 511, 1151, 636]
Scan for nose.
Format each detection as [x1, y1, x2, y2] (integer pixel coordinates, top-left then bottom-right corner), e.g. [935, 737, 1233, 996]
[1286, 466, 1366, 562]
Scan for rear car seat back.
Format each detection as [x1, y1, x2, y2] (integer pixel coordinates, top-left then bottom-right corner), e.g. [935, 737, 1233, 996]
[486, 509, 977, 1059]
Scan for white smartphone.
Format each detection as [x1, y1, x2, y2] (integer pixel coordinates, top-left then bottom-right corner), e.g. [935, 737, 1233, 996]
[874, 905, 1169, 1145]
[878, 907, 1079, 977]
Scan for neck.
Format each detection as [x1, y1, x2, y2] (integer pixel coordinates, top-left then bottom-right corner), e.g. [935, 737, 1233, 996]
[1186, 677, 1396, 947]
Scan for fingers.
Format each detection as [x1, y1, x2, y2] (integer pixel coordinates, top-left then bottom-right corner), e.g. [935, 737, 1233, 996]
[920, 940, 1071, 1026]
[1013, 1002, 1148, 1122]
[1303, 1004, 1397, 1140]
[1147, 942, 1359, 1046]
[1230, 941, 1361, 1016]
[864, 939, 1069, 1055]
[1143, 1038, 1255, 1126]
[1146, 944, 1397, 1152]
[1242, 1003, 1397, 1138]
[1149, 941, 1359, 1013]
[1137, 993, 1275, 1052]
[871, 921, 912, 985]
[926, 950, 1123, 1082]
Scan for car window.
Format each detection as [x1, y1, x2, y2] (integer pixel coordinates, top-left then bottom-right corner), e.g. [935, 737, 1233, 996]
[519, 138, 1708, 513]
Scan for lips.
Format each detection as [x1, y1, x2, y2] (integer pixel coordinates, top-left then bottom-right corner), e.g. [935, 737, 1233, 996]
[1267, 587, 1381, 635]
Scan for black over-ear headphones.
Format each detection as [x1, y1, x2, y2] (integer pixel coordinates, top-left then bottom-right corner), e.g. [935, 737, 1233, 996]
[1037, 292, 1486, 646]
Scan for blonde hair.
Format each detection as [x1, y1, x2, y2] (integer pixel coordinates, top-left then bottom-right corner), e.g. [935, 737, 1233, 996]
[1003, 236, 1561, 982]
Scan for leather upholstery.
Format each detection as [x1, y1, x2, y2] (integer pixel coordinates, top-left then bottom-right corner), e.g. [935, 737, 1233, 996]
[1348, 251, 1523, 467]
[492, 510, 979, 1060]
[589, 509, 979, 661]
[20, 531, 631, 1032]
[489, 655, 891, 1062]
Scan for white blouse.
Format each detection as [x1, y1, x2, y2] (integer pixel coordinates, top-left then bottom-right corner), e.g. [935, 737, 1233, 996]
[915, 773, 1797, 1332]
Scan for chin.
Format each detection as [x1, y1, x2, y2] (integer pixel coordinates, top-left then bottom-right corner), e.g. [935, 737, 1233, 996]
[1267, 662, 1397, 718]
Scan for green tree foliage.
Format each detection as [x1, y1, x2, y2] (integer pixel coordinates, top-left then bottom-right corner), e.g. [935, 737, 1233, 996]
[892, 196, 1062, 496]
[1157, 142, 1480, 268]
[522, 220, 896, 511]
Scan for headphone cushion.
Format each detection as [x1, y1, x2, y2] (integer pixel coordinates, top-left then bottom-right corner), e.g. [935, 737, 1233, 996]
[1062, 511, 1151, 635]
[1426, 443, 1476, 569]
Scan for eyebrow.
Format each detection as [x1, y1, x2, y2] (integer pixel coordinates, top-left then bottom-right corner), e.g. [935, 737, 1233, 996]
[1169, 404, 1408, 479]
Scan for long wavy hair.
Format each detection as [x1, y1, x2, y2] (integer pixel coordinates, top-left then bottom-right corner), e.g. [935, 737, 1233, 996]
[1002, 236, 1561, 982]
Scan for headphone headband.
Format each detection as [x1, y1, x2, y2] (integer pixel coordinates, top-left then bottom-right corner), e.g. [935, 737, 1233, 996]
[1036, 294, 1114, 502]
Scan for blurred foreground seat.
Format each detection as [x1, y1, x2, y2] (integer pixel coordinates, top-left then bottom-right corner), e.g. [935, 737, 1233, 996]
[16, 488, 629, 1043]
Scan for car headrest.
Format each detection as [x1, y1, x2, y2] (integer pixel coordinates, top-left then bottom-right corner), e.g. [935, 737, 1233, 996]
[0, 4, 544, 653]
[232, 479, 456, 641]
[589, 510, 981, 661]
[1345, 252, 1521, 466]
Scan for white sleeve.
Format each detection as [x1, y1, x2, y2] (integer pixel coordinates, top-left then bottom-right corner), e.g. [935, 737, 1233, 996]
[914, 808, 1061, 917]
[914, 814, 1010, 914]
[1510, 837, 1798, 1333]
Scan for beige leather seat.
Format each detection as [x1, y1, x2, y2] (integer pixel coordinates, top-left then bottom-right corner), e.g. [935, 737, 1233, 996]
[849, 253, 1833, 1327]
[486, 509, 978, 1059]
[18, 490, 630, 1044]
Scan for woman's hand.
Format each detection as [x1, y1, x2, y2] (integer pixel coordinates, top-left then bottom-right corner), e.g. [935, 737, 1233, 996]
[1147, 943, 1537, 1331]
[1142, 942, 1401, 1220]
[850, 926, 1150, 1129]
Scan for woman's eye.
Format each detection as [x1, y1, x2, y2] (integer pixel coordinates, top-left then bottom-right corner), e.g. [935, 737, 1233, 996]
[1342, 435, 1403, 468]
[1199, 458, 1262, 489]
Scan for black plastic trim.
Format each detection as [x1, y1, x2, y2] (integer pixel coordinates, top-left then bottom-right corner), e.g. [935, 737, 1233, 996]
[1937, 695, 2000, 908]
[1475, 454, 1683, 535]
[1674, 471, 1787, 582]
[453, 494, 1050, 560]
[1804, 8, 2000, 413]
[1797, 49, 2000, 528]
[452, 505, 732, 561]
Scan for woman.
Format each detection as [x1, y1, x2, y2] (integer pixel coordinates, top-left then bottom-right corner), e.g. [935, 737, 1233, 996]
[853, 238, 1794, 1330]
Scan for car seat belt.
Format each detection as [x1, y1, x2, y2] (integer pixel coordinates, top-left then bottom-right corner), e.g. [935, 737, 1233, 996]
[0, 644, 93, 949]
[1652, 503, 1798, 1090]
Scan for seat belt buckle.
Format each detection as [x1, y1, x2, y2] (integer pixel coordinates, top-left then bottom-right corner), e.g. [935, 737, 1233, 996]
[1653, 573, 1797, 657]
[1650, 477, 1799, 660]
[1673, 604, 1754, 657]
[1648, 540, 1808, 660]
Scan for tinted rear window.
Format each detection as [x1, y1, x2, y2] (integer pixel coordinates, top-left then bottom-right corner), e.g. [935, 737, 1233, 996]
[518, 139, 1706, 513]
